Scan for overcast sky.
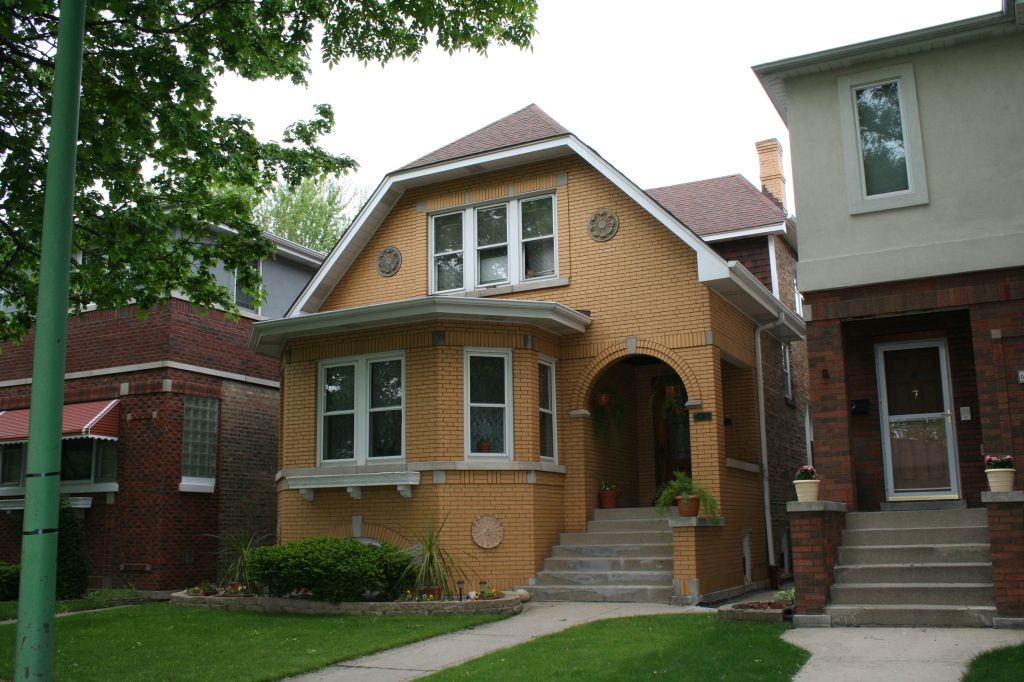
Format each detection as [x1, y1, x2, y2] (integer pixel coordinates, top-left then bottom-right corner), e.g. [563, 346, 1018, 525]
[213, 0, 998, 214]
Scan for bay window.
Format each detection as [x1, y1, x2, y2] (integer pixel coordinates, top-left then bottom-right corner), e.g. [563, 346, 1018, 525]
[320, 352, 404, 464]
[538, 358, 557, 461]
[431, 194, 557, 294]
[0, 439, 116, 489]
[465, 349, 513, 459]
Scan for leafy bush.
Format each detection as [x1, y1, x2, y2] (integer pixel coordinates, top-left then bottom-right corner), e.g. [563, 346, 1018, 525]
[0, 562, 19, 601]
[248, 537, 412, 603]
[57, 495, 91, 600]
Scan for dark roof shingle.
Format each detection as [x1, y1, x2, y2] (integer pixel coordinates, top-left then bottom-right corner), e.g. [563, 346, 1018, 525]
[401, 104, 571, 170]
[646, 174, 787, 238]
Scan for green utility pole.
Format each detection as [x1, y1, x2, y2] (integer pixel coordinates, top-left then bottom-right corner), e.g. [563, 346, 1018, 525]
[14, 0, 87, 678]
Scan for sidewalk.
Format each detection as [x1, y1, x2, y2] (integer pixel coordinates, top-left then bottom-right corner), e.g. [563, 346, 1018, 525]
[286, 600, 712, 681]
[785, 626, 1024, 682]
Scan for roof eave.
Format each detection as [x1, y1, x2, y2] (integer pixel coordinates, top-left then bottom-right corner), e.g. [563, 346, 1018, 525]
[703, 263, 805, 343]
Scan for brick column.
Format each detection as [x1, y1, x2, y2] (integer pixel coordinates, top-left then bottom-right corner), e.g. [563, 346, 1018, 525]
[982, 491, 1024, 628]
[787, 500, 846, 625]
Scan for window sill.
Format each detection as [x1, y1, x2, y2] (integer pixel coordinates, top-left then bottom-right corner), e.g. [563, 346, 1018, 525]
[0, 482, 119, 497]
[284, 470, 421, 502]
[438, 277, 569, 299]
[785, 397, 797, 408]
[276, 460, 567, 480]
[179, 477, 216, 493]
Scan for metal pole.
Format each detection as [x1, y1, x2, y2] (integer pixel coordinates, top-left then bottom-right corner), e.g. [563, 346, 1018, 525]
[14, 0, 87, 678]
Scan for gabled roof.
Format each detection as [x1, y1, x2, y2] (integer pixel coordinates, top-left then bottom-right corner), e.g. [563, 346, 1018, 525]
[401, 104, 571, 170]
[646, 175, 787, 239]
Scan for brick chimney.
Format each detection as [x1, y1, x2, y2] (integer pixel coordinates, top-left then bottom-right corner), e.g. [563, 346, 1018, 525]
[755, 138, 786, 212]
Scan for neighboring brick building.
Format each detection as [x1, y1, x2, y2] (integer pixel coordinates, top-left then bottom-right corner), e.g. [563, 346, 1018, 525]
[0, 235, 322, 591]
[249, 105, 808, 601]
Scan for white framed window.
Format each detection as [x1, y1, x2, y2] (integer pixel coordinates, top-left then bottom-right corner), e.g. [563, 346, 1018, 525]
[235, 260, 262, 313]
[1, 440, 117, 491]
[837, 63, 928, 214]
[0, 443, 24, 487]
[430, 194, 557, 294]
[464, 348, 513, 460]
[319, 352, 405, 465]
[538, 356, 557, 462]
[793, 279, 804, 318]
[781, 343, 792, 400]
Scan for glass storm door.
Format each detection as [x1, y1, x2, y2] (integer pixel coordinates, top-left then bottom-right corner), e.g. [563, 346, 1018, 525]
[875, 339, 960, 501]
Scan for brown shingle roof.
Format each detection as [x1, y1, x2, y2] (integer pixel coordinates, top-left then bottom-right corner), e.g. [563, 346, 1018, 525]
[645, 174, 787, 238]
[401, 104, 571, 170]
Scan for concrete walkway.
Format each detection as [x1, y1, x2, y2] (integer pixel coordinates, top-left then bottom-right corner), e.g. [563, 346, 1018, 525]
[785, 626, 1024, 682]
[286, 601, 712, 681]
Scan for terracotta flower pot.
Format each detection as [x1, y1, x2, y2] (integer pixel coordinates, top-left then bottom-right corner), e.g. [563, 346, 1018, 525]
[420, 585, 444, 600]
[599, 490, 620, 509]
[985, 468, 1016, 493]
[676, 495, 700, 517]
[664, 385, 680, 398]
[595, 393, 611, 407]
[794, 479, 820, 502]
[477, 441, 492, 453]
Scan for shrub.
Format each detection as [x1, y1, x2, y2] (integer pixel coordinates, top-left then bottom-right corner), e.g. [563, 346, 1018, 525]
[248, 537, 412, 603]
[56, 495, 90, 600]
[0, 562, 19, 601]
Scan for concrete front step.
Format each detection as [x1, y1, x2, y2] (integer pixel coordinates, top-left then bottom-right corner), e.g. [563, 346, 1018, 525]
[830, 583, 996, 607]
[515, 585, 675, 603]
[834, 562, 994, 584]
[844, 508, 988, 530]
[534, 570, 674, 587]
[838, 543, 992, 565]
[841, 526, 989, 547]
[560, 530, 668, 545]
[592, 507, 676, 521]
[827, 604, 997, 628]
[544, 557, 673, 572]
[586, 519, 670, 533]
[550, 543, 673, 559]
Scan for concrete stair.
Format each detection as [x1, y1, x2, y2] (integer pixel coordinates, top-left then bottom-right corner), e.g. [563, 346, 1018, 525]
[515, 507, 675, 602]
[826, 508, 996, 627]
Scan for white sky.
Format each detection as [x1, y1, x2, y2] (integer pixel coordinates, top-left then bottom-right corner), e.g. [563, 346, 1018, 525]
[213, 0, 999, 213]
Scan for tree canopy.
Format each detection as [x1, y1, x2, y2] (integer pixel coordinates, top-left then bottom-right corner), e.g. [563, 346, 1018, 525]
[0, 0, 537, 343]
[251, 176, 369, 253]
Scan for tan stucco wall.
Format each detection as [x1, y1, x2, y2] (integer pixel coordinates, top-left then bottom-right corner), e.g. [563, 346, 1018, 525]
[786, 31, 1024, 293]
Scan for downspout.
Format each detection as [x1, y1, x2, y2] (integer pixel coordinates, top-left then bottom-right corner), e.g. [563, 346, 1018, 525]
[755, 312, 786, 586]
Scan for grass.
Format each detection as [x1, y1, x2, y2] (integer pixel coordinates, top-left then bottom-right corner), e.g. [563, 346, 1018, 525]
[0, 601, 505, 681]
[423, 613, 809, 682]
[962, 642, 1024, 682]
[0, 588, 146, 621]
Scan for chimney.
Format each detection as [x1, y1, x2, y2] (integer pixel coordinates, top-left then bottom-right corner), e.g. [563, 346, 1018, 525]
[755, 138, 786, 212]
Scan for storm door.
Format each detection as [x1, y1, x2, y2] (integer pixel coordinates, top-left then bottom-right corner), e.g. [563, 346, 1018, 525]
[875, 339, 960, 501]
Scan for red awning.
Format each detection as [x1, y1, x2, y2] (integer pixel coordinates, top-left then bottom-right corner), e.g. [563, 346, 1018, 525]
[0, 399, 120, 444]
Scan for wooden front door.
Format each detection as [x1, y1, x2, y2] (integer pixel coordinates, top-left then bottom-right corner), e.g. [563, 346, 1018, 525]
[875, 339, 960, 501]
[653, 386, 691, 492]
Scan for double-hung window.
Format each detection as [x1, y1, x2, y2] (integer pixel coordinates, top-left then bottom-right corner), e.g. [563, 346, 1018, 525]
[781, 343, 793, 400]
[0, 443, 24, 488]
[320, 353, 404, 464]
[431, 195, 557, 294]
[838, 63, 928, 214]
[538, 358, 557, 462]
[0, 440, 117, 489]
[465, 349, 513, 459]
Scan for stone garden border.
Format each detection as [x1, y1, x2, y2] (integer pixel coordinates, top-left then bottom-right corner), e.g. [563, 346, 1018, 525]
[170, 592, 522, 617]
[718, 602, 794, 623]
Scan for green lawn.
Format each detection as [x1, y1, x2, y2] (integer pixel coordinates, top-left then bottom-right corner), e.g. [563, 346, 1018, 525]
[962, 642, 1024, 682]
[0, 602, 505, 681]
[0, 588, 149, 621]
[423, 613, 809, 682]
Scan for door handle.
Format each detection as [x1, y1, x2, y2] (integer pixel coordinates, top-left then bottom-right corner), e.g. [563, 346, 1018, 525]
[946, 409, 952, 424]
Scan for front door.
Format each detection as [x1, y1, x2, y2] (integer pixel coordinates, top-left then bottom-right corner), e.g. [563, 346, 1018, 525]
[875, 339, 960, 501]
[653, 385, 691, 492]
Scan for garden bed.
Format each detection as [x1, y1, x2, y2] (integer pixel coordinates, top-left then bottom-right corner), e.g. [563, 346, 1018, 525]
[717, 601, 794, 623]
[170, 591, 521, 617]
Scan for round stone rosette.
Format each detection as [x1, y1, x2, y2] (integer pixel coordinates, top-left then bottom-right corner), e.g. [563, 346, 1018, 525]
[471, 514, 504, 549]
[587, 209, 619, 242]
[376, 246, 402, 277]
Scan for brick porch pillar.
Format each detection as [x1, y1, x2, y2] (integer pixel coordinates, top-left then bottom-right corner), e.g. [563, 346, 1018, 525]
[787, 500, 846, 626]
[805, 316, 859, 509]
[982, 491, 1024, 628]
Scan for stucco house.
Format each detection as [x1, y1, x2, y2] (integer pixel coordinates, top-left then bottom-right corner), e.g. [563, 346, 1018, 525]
[0, 233, 323, 591]
[249, 105, 809, 603]
[753, 3, 1024, 626]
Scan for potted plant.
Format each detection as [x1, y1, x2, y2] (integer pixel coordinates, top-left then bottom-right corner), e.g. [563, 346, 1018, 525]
[476, 583, 500, 600]
[985, 454, 1015, 492]
[185, 586, 203, 596]
[655, 471, 719, 519]
[793, 465, 819, 501]
[598, 480, 620, 509]
[476, 440, 492, 453]
[199, 582, 216, 596]
[399, 514, 468, 601]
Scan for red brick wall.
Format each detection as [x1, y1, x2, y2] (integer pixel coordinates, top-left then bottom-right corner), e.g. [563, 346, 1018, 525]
[790, 508, 845, 615]
[985, 499, 1024, 617]
[710, 237, 772, 292]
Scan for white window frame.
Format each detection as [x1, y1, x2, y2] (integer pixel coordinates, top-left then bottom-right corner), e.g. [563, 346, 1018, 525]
[837, 63, 928, 214]
[0, 439, 117, 489]
[234, 259, 262, 314]
[464, 348, 514, 461]
[538, 354, 558, 463]
[318, 351, 406, 466]
[429, 192, 558, 295]
[781, 343, 792, 400]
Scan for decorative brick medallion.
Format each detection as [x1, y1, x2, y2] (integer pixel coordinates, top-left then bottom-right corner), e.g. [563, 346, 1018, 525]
[587, 209, 619, 242]
[471, 513, 504, 548]
[376, 247, 402, 277]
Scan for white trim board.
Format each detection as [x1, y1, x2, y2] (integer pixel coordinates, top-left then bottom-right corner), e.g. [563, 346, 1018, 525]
[0, 360, 280, 389]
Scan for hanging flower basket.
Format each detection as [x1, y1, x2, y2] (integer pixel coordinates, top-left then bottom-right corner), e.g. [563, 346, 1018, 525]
[664, 385, 681, 398]
[594, 393, 611, 407]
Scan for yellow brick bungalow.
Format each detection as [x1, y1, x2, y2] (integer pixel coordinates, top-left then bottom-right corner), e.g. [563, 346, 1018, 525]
[249, 105, 806, 603]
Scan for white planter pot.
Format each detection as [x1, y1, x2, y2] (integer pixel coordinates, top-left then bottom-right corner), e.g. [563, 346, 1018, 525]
[794, 479, 820, 502]
[985, 468, 1016, 493]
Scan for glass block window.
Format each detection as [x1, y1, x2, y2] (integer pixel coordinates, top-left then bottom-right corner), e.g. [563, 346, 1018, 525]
[183, 396, 219, 479]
